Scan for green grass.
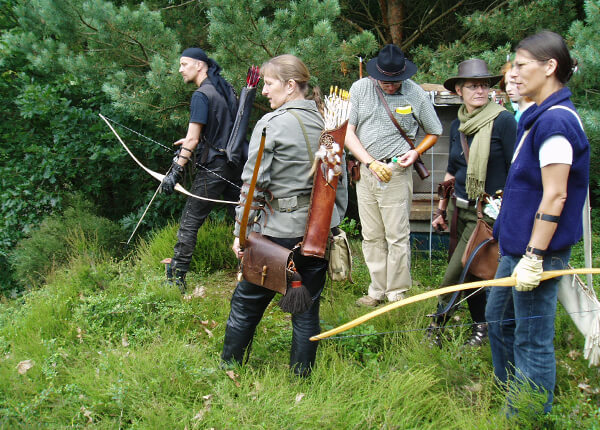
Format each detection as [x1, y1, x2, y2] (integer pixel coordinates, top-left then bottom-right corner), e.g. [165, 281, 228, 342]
[1, 222, 599, 429]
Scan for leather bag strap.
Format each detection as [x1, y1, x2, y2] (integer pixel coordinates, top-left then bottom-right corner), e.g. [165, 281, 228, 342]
[459, 132, 470, 163]
[369, 77, 416, 151]
[287, 109, 314, 163]
[239, 128, 267, 248]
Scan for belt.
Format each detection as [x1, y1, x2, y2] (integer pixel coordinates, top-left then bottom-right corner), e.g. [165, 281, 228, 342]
[270, 194, 311, 212]
[455, 196, 476, 209]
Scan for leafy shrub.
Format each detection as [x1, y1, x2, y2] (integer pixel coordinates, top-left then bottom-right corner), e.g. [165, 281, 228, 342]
[9, 196, 123, 289]
[339, 216, 361, 238]
[189, 218, 237, 273]
[137, 217, 237, 275]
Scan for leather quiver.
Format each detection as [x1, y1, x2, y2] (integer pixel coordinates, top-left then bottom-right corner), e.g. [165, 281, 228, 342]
[300, 121, 347, 258]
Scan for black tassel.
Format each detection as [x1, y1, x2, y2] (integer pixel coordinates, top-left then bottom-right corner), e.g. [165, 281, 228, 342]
[278, 271, 312, 314]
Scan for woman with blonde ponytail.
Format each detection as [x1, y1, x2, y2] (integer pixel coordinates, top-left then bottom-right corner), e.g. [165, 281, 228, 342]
[222, 54, 347, 377]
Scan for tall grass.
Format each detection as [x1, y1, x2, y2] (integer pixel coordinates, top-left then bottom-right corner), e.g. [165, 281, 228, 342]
[0, 220, 599, 428]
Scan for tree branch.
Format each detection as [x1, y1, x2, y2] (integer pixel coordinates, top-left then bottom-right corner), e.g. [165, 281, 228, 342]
[105, 22, 151, 66]
[339, 15, 365, 33]
[402, 0, 467, 50]
[459, 0, 511, 44]
[68, 3, 98, 32]
[160, 0, 199, 10]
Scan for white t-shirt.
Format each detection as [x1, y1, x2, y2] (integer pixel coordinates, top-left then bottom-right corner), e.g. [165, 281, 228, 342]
[539, 135, 573, 167]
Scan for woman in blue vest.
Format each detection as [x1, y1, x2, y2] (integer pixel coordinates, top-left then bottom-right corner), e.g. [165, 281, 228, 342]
[486, 31, 589, 414]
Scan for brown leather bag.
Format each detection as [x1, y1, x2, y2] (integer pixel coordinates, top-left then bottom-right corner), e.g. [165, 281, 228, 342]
[347, 159, 361, 184]
[238, 128, 295, 296]
[412, 158, 430, 180]
[242, 232, 293, 295]
[461, 199, 499, 280]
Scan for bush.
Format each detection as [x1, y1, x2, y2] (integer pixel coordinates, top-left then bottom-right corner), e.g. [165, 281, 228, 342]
[136, 216, 238, 275]
[8, 196, 123, 290]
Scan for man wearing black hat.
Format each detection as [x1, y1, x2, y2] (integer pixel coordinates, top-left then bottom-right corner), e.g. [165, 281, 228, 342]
[345, 44, 442, 307]
[161, 47, 241, 292]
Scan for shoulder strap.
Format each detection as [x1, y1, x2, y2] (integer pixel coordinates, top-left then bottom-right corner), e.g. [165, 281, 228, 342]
[239, 128, 267, 248]
[369, 77, 416, 150]
[287, 109, 314, 163]
[511, 105, 581, 164]
[511, 129, 531, 163]
[459, 132, 470, 164]
[549, 105, 584, 131]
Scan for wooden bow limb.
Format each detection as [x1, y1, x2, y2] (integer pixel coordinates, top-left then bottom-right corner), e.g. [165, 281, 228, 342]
[99, 113, 238, 205]
[310, 268, 600, 341]
[427, 237, 494, 318]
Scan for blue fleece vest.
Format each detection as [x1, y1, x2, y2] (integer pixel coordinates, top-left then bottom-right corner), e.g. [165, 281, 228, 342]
[493, 88, 590, 256]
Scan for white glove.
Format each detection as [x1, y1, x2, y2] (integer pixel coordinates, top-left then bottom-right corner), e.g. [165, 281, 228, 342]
[512, 255, 543, 292]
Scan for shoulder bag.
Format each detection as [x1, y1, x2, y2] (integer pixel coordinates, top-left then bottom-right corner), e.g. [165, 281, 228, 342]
[460, 198, 499, 280]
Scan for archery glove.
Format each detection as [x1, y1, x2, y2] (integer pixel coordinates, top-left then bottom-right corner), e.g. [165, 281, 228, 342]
[161, 162, 184, 195]
[368, 160, 392, 183]
[513, 254, 543, 292]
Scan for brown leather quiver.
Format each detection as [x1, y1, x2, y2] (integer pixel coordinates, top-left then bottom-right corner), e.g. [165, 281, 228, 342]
[300, 121, 347, 258]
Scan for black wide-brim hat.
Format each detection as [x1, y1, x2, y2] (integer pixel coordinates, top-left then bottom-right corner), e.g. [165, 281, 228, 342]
[443, 59, 502, 92]
[366, 44, 417, 82]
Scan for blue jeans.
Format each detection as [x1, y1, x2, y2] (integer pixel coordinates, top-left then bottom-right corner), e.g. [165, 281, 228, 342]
[485, 248, 571, 414]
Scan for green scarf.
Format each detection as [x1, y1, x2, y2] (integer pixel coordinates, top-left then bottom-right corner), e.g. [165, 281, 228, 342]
[457, 101, 505, 199]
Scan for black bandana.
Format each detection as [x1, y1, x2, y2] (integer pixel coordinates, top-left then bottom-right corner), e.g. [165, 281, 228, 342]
[180, 47, 208, 63]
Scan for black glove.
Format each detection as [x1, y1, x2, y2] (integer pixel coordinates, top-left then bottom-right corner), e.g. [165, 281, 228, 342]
[161, 163, 184, 195]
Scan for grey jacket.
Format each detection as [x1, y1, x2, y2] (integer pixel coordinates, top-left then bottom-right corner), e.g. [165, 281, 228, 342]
[235, 99, 348, 238]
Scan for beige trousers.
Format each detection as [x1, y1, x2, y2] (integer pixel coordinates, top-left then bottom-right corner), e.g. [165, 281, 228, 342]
[356, 163, 412, 302]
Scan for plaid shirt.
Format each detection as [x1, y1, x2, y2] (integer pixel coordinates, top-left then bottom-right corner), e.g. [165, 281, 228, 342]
[349, 78, 443, 160]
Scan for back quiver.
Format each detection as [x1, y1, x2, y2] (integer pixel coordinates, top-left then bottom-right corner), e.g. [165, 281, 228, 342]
[300, 121, 348, 258]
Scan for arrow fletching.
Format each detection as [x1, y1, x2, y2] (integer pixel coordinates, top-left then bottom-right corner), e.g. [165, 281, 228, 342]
[247, 65, 260, 88]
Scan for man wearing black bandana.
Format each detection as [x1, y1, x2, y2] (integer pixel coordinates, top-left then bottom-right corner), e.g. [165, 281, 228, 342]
[161, 47, 241, 292]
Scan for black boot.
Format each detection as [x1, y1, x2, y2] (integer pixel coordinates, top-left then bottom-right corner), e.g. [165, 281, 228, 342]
[221, 325, 254, 367]
[464, 322, 488, 347]
[425, 321, 444, 348]
[289, 298, 320, 377]
[165, 263, 187, 294]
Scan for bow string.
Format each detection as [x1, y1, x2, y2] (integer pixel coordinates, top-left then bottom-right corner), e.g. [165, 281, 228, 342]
[100, 113, 239, 205]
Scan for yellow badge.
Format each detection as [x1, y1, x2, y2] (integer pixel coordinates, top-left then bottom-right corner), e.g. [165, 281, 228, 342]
[395, 105, 412, 114]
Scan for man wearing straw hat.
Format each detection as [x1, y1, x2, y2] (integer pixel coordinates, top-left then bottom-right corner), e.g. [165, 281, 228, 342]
[345, 44, 442, 306]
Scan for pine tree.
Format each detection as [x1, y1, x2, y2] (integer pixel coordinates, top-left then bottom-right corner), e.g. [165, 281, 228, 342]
[206, 0, 377, 95]
[570, 0, 600, 204]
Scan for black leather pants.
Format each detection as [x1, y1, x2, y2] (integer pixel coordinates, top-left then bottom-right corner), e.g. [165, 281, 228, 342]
[171, 158, 241, 273]
[221, 236, 328, 376]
